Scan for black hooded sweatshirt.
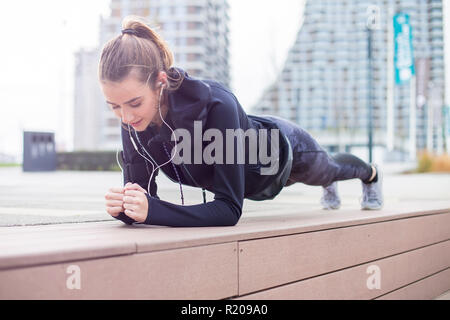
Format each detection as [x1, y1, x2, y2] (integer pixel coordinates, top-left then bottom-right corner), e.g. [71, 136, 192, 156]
[114, 68, 290, 227]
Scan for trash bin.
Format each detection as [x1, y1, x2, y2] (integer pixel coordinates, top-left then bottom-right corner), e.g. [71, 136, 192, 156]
[22, 131, 56, 171]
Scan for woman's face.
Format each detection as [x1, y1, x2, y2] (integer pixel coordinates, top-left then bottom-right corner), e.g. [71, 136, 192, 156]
[100, 73, 163, 132]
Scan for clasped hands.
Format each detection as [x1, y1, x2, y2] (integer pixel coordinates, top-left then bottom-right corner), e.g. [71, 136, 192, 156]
[105, 182, 149, 223]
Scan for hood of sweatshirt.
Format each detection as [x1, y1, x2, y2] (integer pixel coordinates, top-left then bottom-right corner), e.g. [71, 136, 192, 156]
[146, 67, 211, 144]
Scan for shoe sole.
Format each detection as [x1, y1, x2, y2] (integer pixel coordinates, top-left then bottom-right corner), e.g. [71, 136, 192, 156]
[322, 203, 341, 210]
[323, 206, 341, 210]
[361, 204, 383, 210]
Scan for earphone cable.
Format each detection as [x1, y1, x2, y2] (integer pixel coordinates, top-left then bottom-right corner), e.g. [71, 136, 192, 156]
[127, 124, 156, 194]
[128, 84, 178, 195]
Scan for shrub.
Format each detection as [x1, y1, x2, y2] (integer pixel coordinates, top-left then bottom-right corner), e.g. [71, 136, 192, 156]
[56, 151, 120, 171]
[430, 153, 450, 172]
[416, 150, 450, 173]
[416, 151, 433, 173]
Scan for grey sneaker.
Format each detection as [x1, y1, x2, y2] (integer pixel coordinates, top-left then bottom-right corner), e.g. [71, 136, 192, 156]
[361, 164, 383, 210]
[321, 181, 341, 210]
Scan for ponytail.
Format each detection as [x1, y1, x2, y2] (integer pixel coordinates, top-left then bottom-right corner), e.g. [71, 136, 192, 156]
[121, 16, 173, 71]
[99, 15, 183, 92]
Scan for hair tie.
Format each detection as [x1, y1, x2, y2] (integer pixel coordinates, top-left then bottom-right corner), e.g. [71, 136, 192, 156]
[121, 29, 138, 36]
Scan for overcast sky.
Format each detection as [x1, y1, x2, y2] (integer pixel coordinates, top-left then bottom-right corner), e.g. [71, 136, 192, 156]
[0, 0, 448, 160]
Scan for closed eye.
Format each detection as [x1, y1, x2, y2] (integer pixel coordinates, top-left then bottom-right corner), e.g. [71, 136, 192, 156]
[110, 103, 141, 109]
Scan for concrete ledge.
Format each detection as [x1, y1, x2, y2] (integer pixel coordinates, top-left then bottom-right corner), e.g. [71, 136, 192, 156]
[0, 201, 449, 299]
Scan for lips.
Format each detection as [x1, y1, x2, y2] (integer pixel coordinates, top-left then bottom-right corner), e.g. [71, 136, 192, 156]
[131, 119, 142, 127]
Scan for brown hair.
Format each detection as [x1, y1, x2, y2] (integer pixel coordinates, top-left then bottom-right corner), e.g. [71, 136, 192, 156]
[98, 15, 184, 131]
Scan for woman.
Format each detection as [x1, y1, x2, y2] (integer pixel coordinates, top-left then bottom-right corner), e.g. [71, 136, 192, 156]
[101, 17, 383, 227]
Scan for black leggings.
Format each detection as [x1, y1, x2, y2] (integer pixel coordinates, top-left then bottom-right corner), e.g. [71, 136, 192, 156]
[263, 116, 373, 188]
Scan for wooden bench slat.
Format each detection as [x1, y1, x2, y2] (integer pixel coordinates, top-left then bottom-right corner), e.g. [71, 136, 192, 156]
[0, 242, 238, 299]
[238, 212, 450, 295]
[376, 268, 450, 300]
[236, 240, 450, 299]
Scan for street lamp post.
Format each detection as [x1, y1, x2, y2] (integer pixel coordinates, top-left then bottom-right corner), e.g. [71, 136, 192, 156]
[367, 27, 374, 163]
[366, 5, 380, 163]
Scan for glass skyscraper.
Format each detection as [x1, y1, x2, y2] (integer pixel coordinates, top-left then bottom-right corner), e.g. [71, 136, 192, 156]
[252, 0, 446, 162]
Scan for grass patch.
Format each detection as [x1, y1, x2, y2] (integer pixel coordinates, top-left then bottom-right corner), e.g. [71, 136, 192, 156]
[0, 163, 21, 168]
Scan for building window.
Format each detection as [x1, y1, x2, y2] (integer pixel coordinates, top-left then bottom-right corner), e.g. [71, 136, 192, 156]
[187, 22, 202, 30]
[112, 8, 121, 17]
[140, 7, 150, 16]
[187, 53, 202, 62]
[188, 6, 202, 14]
[187, 37, 202, 45]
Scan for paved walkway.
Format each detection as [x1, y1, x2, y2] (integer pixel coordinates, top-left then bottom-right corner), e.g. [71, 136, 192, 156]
[0, 163, 449, 227]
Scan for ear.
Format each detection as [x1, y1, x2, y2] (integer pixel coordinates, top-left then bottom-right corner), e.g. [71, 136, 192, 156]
[157, 71, 168, 88]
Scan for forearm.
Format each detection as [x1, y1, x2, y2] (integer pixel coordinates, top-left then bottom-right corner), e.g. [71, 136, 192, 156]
[144, 195, 241, 227]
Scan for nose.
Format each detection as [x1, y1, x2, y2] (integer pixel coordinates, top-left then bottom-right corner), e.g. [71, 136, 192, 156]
[121, 110, 136, 124]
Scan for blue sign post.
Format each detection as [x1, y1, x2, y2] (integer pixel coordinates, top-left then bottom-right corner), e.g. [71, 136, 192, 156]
[447, 105, 450, 135]
[393, 13, 415, 85]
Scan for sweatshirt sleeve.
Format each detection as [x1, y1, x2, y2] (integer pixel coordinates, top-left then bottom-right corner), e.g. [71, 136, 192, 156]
[144, 89, 245, 227]
[113, 125, 159, 225]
